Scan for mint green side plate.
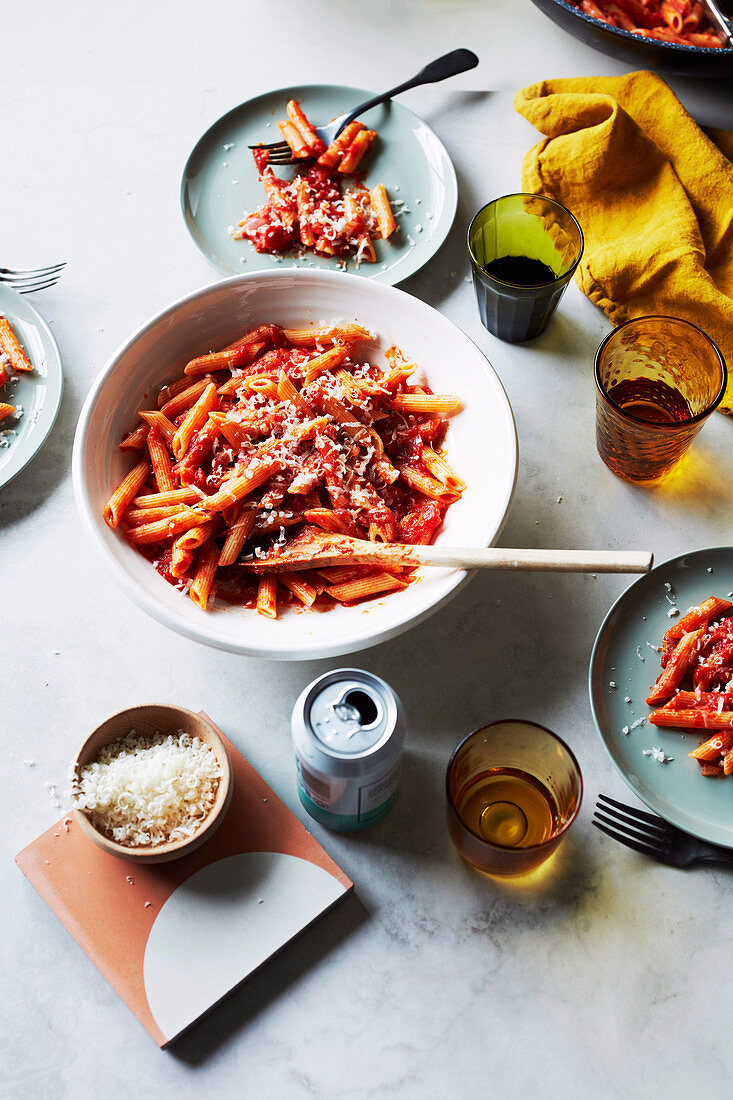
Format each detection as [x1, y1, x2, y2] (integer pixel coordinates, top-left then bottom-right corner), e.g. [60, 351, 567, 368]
[0, 285, 63, 490]
[590, 547, 733, 848]
[181, 84, 457, 285]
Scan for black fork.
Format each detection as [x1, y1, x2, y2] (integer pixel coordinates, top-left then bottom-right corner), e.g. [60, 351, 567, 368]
[592, 793, 733, 867]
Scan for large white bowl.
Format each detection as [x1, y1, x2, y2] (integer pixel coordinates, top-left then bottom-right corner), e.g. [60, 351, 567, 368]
[73, 271, 517, 660]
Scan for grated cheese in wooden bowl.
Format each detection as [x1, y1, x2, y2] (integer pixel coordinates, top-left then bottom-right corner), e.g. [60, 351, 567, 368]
[71, 729, 222, 847]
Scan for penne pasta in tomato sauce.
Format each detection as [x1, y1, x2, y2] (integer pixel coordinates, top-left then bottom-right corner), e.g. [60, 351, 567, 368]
[103, 324, 465, 618]
[233, 99, 398, 264]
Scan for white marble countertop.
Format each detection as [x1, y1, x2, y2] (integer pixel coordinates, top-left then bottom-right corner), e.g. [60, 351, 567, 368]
[3, 2, 733, 1096]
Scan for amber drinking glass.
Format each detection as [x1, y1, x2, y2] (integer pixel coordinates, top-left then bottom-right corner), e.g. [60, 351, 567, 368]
[595, 316, 727, 483]
[467, 194, 583, 342]
[446, 721, 582, 878]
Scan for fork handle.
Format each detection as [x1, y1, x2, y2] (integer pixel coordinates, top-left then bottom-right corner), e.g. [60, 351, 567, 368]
[335, 49, 479, 137]
[695, 845, 733, 865]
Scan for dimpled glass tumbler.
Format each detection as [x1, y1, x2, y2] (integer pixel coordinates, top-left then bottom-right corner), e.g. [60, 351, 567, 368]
[446, 720, 583, 877]
[595, 316, 727, 483]
[467, 194, 584, 342]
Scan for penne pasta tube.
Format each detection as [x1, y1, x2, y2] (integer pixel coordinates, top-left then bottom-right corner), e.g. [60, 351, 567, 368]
[104, 460, 150, 528]
[0, 402, 15, 421]
[139, 410, 177, 449]
[399, 466, 453, 499]
[284, 323, 371, 347]
[218, 503, 256, 567]
[126, 507, 206, 545]
[391, 393, 463, 417]
[277, 119, 310, 158]
[317, 121, 364, 169]
[326, 571, 407, 603]
[170, 541, 193, 579]
[370, 184, 396, 239]
[338, 129, 376, 174]
[147, 426, 175, 493]
[201, 458, 280, 513]
[189, 540, 219, 610]
[156, 374, 193, 409]
[176, 521, 214, 551]
[133, 486, 201, 508]
[172, 382, 217, 460]
[256, 575, 278, 619]
[0, 317, 33, 372]
[303, 344, 353, 386]
[119, 423, 149, 450]
[124, 504, 182, 526]
[160, 376, 214, 418]
[279, 571, 318, 607]
[421, 447, 466, 491]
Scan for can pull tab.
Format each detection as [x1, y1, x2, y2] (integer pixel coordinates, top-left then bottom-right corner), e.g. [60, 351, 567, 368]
[330, 690, 380, 738]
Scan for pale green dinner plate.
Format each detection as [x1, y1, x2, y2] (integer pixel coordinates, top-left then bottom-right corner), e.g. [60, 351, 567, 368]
[181, 84, 458, 285]
[0, 285, 63, 490]
[590, 547, 733, 848]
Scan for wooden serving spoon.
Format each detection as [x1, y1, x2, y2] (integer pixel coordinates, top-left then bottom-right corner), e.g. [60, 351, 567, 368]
[250, 527, 653, 574]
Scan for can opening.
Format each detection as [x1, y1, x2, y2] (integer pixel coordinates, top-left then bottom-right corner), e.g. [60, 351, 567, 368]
[343, 689, 379, 727]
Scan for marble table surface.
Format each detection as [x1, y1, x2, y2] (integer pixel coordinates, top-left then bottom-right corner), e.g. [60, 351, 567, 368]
[3, 2, 732, 1097]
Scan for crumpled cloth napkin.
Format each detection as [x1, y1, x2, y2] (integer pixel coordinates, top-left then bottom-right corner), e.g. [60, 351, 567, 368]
[515, 72, 733, 411]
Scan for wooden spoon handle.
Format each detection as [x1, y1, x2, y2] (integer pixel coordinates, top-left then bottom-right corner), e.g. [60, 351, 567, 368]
[400, 546, 653, 573]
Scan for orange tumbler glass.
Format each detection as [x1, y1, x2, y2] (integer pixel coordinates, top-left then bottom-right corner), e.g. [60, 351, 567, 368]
[594, 316, 726, 483]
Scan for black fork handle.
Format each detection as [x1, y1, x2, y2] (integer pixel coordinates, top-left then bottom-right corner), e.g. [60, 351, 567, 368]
[335, 49, 479, 138]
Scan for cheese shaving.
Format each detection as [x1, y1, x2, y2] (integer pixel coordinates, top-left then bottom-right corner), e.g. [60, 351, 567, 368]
[71, 730, 221, 847]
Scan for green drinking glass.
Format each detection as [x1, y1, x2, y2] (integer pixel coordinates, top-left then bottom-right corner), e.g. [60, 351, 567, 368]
[467, 194, 584, 343]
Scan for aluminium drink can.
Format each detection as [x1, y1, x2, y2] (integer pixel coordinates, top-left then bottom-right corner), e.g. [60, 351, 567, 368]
[291, 668, 404, 832]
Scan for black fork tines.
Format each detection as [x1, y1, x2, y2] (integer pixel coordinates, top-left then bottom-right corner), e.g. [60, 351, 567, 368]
[592, 817, 671, 862]
[593, 810, 671, 853]
[597, 793, 673, 832]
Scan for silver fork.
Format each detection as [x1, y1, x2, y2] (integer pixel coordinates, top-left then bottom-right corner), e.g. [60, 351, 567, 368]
[593, 793, 733, 868]
[0, 262, 66, 294]
[249, 48, 479, 165]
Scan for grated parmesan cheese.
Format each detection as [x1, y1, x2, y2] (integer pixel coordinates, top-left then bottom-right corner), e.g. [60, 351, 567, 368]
[71, 730, 222, 847]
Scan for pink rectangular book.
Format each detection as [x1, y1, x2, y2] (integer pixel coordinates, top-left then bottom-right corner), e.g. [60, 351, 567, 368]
[16, 716, 352, 1047]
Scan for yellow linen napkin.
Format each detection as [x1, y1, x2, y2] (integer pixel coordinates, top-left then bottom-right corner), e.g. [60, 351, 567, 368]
[515, 72, 733, 411]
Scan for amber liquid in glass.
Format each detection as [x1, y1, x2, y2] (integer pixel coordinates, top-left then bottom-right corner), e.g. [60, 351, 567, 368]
[457, 768, 558, 848]
[605, 378, 693, 424]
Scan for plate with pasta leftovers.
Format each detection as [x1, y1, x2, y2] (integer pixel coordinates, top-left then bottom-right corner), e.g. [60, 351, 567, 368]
[0, 285, 63, 491]
[181, 84, 458, 285]
[72, 269, 517, 660]
[590, 547, 733, 847]
[530, 0, 733, 76]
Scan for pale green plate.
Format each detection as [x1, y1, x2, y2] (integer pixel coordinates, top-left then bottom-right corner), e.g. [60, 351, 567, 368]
[0, 285, 63, 490]
[180, 84, 457, 285]
[590, 547, 733, 847]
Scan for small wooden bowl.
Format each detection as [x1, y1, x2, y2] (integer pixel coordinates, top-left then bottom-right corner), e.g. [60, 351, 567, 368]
[72, 704, 233, 864]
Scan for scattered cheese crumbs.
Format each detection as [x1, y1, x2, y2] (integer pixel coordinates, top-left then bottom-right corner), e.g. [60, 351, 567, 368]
[556, 496, 562, 504]
[262, 797, 268, 803]
[71, 730, 222, 847]
[63, 817, 71, 831]
[223, 142, 235, 150]
[609, 681, 617, 688]
[625, 696, 632, 703]
[646, 642, 662, 653]
[622, 725, 630, 735]
[707, 567, 713, 573]
[667, 608, 680, 618]
[630, 717, 646, 730]
[643, 747, 674, 764]
[126, 876, 135, 885]
[144, 901, 152, 908]
[636, 646, 645, 662]
[258, 898, 264, 905]
[23, 759, 36, 767]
